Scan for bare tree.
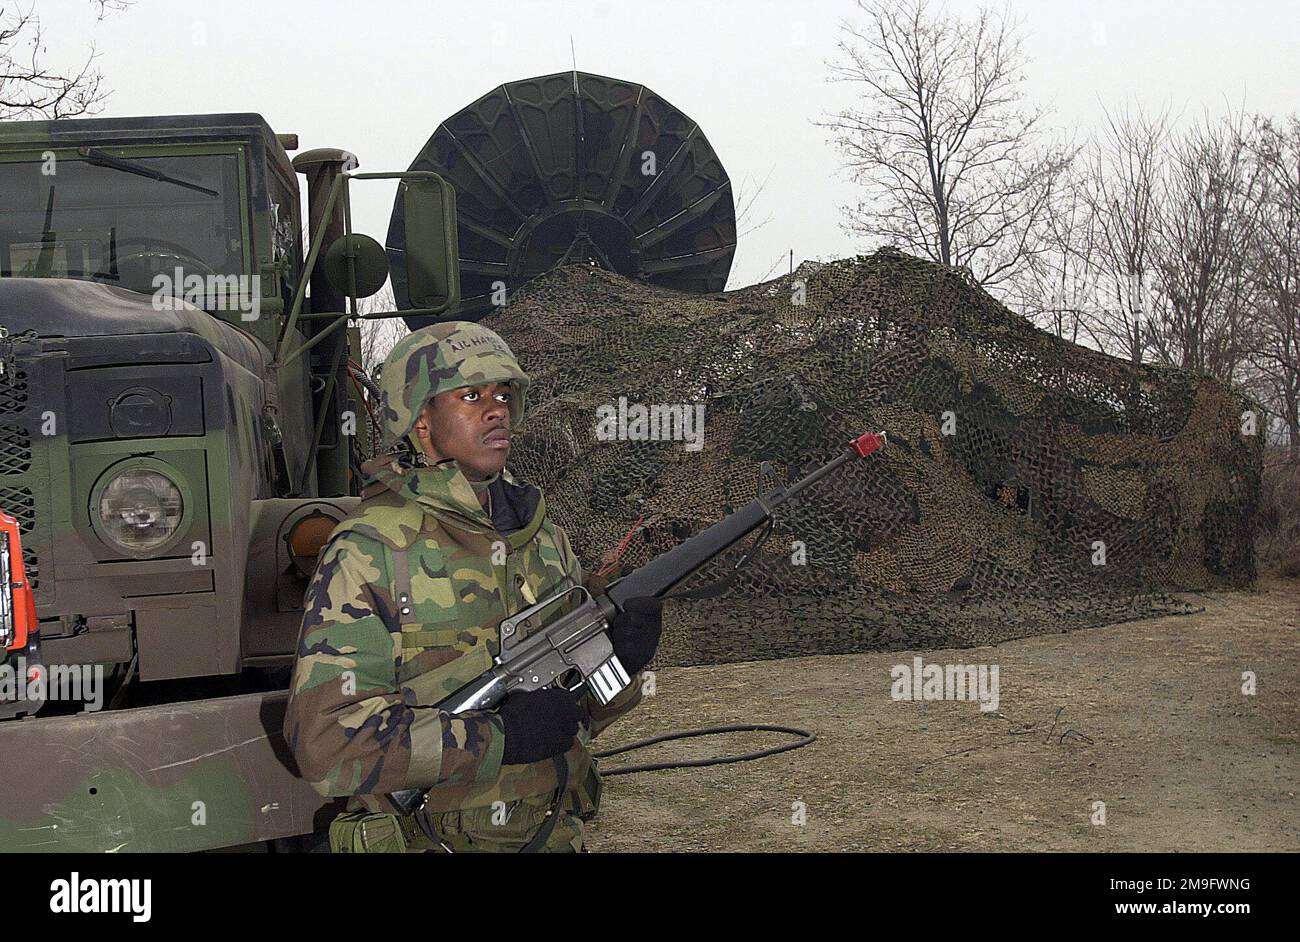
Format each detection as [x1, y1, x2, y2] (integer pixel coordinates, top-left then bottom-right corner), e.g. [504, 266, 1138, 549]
[733, 166, 775, 240]
[91, 0, 131, 19]
[1009, 164, 1099, 346]
[1083, 104, 1171, 364]
[0, 2, 129, 119]
[820, 0, 1073, 287]
[1245, 115, 1300, 456]
[355, 285, 407, 379]
[1148, 110, 1263, 383]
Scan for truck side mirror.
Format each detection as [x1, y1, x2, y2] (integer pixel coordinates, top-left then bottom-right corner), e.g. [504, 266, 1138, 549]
[389, 175, 460, 315]
[323, 233, 389, 299]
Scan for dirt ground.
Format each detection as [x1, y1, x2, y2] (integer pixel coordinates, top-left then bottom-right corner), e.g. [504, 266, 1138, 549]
[585, 577, 1299, 851]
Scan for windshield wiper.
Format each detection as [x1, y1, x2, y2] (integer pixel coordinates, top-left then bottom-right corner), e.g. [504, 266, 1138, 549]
[34, 184, 56, 277]
[77, 146, 220, 197]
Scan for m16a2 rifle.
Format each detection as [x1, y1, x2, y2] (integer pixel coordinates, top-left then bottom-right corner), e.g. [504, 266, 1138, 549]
[388, 430, 888, 815]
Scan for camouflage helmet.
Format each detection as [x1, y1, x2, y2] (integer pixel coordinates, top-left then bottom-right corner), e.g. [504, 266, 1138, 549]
[376, 321, 529, 453]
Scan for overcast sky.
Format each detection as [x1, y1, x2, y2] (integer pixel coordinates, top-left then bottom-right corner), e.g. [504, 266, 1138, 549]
[34, 0, 1300, 289]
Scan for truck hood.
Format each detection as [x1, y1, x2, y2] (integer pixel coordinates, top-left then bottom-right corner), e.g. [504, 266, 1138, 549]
[0, 276, 266, 372]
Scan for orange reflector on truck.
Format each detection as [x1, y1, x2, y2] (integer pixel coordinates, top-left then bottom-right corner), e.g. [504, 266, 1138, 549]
[1, 511, 36, 651]
[285, 510, 342, 579]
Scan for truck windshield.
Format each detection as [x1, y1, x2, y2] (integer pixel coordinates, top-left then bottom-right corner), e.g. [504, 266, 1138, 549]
[0, 152, 244, 300]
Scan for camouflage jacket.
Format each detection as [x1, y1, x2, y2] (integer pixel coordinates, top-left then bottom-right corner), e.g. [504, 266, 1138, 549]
[283, 454, 642, 814]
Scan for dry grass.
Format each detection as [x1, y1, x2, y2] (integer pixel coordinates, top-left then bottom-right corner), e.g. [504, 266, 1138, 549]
[586, 577, 1300, 852]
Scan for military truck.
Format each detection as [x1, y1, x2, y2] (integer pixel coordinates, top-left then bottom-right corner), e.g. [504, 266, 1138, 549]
[0, 113, 460, 850]
[0, 71, 736, 852]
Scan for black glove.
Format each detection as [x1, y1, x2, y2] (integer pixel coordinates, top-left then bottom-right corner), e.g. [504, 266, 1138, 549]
[497, 686, 585, 765]
[608, 596, 663, 676]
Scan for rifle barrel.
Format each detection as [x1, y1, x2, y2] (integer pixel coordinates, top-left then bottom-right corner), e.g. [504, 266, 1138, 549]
[605, 432, 885, 608]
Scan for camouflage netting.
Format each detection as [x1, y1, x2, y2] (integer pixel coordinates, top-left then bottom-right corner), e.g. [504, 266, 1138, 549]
[481, 248, 1262, 667]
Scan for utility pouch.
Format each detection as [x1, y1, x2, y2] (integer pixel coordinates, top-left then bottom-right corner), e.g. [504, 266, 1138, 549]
[575, 761, 603, 821]
[328, 810, 410, 854]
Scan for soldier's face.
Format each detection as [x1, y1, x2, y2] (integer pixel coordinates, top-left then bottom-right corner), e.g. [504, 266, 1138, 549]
[413, 382, 513, 480]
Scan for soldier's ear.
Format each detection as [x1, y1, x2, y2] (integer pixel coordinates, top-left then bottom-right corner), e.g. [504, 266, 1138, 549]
[413, 400, 435, 431]
[411, 400, 444, 460]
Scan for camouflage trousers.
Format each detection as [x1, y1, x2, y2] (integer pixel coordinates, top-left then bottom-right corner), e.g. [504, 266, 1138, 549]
[329, 764, 601, 854]
[409, 795, 586, 853]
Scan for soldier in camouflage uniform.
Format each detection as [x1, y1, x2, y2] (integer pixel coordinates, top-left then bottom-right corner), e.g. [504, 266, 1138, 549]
[283, 321, 661, 852]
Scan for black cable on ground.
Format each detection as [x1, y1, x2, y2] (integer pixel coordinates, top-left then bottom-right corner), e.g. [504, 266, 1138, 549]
[592, 723, 815, 776]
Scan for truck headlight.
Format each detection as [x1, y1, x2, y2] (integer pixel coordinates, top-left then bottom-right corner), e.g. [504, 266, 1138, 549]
[95, 467, 185, 554]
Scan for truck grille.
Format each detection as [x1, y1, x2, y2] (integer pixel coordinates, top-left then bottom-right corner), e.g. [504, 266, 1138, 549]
[0, 486, 37, 589]
[0, 358, 41, 593]
[0, 366, 26, 413]
[0, 487, 35, 530]
[0, 424, 31, 475]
